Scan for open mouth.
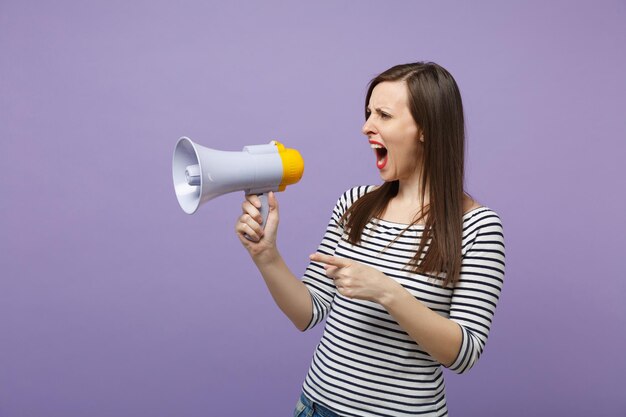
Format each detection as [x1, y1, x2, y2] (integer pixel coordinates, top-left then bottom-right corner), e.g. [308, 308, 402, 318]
[370, 140, 388, 169]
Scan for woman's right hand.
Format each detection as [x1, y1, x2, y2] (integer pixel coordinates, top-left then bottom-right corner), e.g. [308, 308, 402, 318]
[235, 191, 280, 263]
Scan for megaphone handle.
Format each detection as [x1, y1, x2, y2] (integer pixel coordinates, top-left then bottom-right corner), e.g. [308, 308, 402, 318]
[243, 193, 269, 242]
[258, 193, 269, 230]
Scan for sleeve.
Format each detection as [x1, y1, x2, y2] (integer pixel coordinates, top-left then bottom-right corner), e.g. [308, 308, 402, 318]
[301, 186, 370, 331]
[445, 210, 506, 374]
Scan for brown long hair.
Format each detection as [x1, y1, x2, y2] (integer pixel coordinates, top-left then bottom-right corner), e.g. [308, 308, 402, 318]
[341, 62, 467, 287]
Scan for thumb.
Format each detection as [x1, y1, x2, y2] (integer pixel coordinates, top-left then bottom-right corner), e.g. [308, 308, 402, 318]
[263, 191, 280, 233]
[268, 191, 279, 214]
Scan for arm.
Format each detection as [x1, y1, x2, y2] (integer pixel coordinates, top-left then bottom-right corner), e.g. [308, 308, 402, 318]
[235, 192, 312, 331]
[311, 211, 505, 371]
[379, 280, 463, 367]
[251, 249, 313, 332]
[237, 188, 366, 331]
[444, 216, 506, 373]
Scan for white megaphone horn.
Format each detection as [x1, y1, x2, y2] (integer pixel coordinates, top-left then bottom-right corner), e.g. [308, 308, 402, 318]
[172, 137, 304, 228]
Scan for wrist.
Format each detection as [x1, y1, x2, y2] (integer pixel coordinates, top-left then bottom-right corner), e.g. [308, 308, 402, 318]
[376, 277, 405, 308]
[251, 246, 281, 266]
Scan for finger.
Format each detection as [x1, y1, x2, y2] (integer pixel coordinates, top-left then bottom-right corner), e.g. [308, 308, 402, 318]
[268, 191, 279, 213]
[339, 288, 353, 299]
[238, 214, 264, 238]
[324, 265, 340, 279]
[263, 191, 280, 232]
[245, 194, 262, 209]
[236, 221, 262, 242]
[333, 281, 351, 299]
[242, 200, 263, 223]
[310, 253, 350, 268]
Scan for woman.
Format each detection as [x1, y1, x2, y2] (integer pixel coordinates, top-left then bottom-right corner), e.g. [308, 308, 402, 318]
[235, 62, 505, 417]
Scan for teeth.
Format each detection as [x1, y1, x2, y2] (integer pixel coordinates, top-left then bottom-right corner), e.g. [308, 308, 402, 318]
[370, 144, 384, 149]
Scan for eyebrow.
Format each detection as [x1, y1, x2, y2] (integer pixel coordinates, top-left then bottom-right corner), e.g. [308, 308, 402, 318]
[366, 106, 393, 114]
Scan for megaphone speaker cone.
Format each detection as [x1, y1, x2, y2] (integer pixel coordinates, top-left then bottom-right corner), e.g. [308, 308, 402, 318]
[172, 137, 202, 214]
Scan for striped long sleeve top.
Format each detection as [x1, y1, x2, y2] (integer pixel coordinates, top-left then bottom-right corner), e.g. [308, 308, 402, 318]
[300, 186, 506, 417]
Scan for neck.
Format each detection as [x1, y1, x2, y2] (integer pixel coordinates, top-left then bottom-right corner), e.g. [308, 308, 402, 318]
[386, 175, 430, 224]
[395, 173, 429, 207]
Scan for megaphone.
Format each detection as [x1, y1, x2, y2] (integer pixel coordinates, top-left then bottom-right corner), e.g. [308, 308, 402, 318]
[172, 137, 304, 228]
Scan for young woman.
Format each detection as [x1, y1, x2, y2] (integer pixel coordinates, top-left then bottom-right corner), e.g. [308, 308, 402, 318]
[235, 62, 506, 417]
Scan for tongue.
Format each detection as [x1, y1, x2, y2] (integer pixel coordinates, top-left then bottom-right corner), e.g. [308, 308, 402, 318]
[377, 153, 388, 169]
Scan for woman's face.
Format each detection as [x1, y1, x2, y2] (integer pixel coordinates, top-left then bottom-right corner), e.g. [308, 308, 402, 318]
[362, 81, 422, 182]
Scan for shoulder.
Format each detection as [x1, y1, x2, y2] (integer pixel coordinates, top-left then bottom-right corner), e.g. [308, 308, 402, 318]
[463, 206, 504, 231]
[335, 185, 377, 212]
[461, 206, 505, 255]
[463, 197, 482, 214]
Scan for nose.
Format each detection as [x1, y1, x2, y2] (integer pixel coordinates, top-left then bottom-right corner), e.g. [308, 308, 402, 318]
[361, 116, 376, 137]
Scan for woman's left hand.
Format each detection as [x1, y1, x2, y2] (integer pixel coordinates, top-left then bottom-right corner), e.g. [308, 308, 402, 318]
[309, 253, 400, 304]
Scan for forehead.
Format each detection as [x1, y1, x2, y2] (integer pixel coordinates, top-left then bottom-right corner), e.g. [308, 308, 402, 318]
[368, 81, 409, 109]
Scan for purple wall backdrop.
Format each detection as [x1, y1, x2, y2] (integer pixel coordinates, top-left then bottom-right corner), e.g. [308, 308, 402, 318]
[2, 1, 625, 416]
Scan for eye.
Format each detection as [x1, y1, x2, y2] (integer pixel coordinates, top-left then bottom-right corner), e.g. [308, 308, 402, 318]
[380, 112, 391, 119]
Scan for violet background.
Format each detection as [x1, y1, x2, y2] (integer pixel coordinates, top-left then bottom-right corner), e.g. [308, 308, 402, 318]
[2, 1, 625, 416]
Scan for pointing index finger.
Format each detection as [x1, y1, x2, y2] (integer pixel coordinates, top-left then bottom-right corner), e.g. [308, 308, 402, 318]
[309, 253, 350, 268]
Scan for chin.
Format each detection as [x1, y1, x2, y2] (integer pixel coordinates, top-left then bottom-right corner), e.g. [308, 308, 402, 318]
[378, 172, 395, 182]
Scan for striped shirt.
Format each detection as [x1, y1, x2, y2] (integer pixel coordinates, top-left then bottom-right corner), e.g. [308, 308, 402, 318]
[301, 186, 506, 416]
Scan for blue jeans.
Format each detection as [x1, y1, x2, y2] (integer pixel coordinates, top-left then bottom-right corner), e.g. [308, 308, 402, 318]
[294, 393, 341, 417]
